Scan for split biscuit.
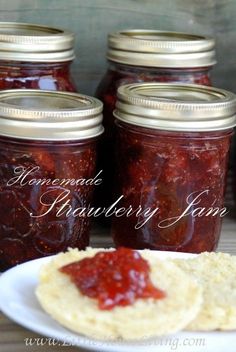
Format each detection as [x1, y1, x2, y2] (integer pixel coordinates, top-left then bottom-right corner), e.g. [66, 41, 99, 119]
[36, 248, 202, 340]
[174, 252, 236, 331]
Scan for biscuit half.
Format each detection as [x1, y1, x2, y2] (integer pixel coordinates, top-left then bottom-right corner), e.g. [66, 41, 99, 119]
[174, 252, 236, 331]
[36, 248, 202, 340]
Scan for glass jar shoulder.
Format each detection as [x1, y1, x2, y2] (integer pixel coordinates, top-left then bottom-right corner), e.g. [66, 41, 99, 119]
[96, 62, 212, 99]
[0, 61, 76, 92]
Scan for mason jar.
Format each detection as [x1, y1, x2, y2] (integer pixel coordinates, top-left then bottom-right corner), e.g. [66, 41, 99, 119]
[0, 22, 76, 91]
[112, 83, 235, 253]
[0, 90, 103, 270]
[95, 30, 216, 214]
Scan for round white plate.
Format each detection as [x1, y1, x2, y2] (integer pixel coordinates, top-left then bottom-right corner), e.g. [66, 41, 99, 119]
[0, 251, 234, 352]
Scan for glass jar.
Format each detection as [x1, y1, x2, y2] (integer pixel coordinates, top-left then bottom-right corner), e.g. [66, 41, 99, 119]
[0, 22, 76, 91]
[95, 30, 216, 214]
[0, 90, 103, 270]
[112, 83, 236, 253]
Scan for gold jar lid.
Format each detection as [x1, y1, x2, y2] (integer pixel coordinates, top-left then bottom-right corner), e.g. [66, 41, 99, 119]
[108, 30, 216, 68]
[0, 22, 75, 62]
[114, 83, 236, 132]
[0, 90, 103, 140]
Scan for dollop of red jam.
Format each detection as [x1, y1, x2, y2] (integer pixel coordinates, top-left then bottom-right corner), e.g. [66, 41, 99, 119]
[59, 248, 166, 310]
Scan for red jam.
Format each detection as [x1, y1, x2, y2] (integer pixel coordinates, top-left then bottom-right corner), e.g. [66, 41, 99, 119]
[112, 122, 232, 253]
[0, 137, 97, 271]
[0, 61, 76, 92]
[60, 247, 166, 310]
[95, 63, 212, 214]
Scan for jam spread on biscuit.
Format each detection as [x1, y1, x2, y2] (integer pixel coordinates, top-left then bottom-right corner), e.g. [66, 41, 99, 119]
[60, 248, 166, 310]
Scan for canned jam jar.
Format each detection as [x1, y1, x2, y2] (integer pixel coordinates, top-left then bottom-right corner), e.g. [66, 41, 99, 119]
[95, 30, 216, 213]
[0, 22, 76, 91]
[0, 90, 103, 270]
[112, 83, 236, 253]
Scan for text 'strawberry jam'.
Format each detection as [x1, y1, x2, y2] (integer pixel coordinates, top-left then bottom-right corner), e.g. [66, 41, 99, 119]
[95, 30, 216, 216]
[112, 83, 236, 253]
[0, 90, 103, 271]
[60, 248, 166, 310]
[0, 22, 76, 92]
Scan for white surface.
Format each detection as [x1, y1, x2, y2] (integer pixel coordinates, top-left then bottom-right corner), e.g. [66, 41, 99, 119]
[0, 251, 234, 352]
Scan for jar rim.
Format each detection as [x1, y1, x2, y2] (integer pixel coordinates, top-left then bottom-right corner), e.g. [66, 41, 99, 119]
[0, 89, 104, 140]
[0, 22, 75, 62]
[114, 83, 236, 132]
[108, 29, 216, 68]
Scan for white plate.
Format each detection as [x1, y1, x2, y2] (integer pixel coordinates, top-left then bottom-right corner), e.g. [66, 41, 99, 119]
[0, 251, 234, 352]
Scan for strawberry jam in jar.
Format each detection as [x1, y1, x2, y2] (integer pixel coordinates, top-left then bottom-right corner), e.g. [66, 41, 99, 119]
[112, 83, 236, 253]
[95, 30, 216, 215]
[0, 22, 76, 92]
[0, 90, 103, 270]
